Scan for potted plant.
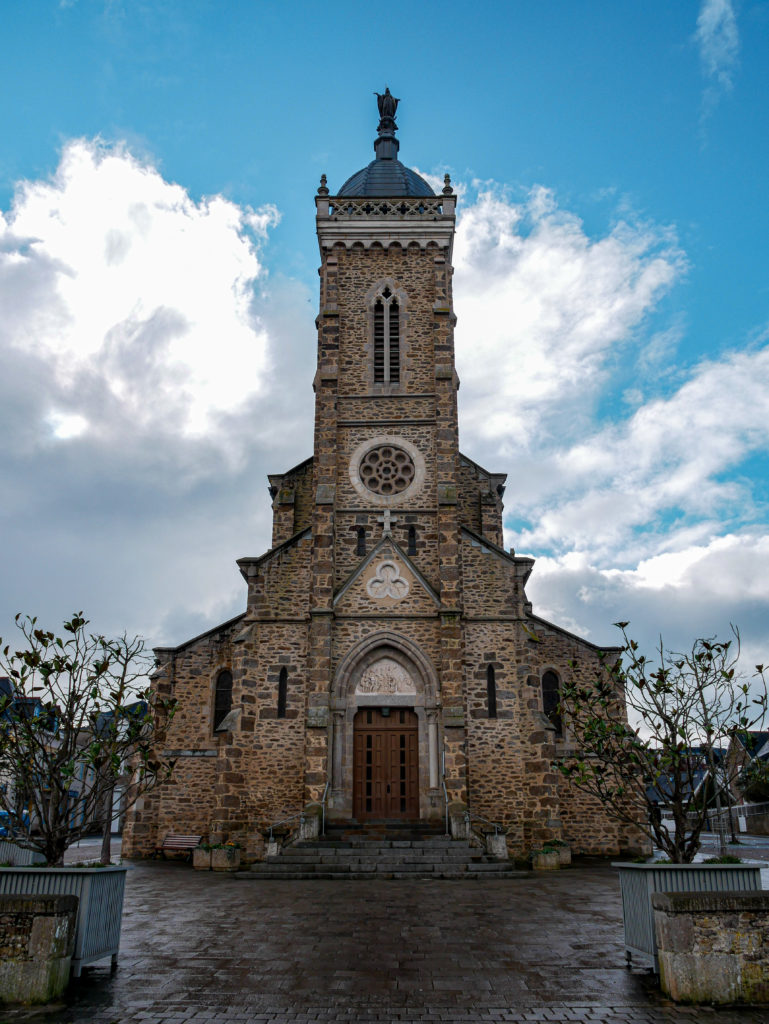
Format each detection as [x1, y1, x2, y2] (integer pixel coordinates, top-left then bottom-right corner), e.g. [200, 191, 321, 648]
[549, 839, 571, 866]
[192, 843, 212, 870]
[0, 612, 176, 977]
[211, 841, 241, 871]
[531, 846, 559, 870]
[557, 623, 767, 968]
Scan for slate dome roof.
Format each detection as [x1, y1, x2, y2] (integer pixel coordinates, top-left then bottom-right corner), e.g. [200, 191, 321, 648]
[336, 88, 435, 198]
[338, 159, 434, 198]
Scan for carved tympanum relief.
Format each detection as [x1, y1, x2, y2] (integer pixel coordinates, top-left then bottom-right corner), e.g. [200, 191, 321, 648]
[355, 657, 416, 695]
[366, 560, 410, 601]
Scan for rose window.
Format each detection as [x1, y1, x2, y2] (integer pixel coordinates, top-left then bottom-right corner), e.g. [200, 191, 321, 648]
[359, 445, 415, 496]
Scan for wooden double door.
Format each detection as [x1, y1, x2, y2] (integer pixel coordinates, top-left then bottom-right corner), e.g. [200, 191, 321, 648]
[353, 708, 419, 820]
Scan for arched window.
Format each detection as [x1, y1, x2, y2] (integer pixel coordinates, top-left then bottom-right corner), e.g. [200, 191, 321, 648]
[486, 665, 497, 719]
[356, 526, 366, 556]
[373, 286, 400, 383]
[213, 670, 233, 731]
[407, 525, 417, 555]
[542, 670, 562, 736]
[277, 667, 288, 719]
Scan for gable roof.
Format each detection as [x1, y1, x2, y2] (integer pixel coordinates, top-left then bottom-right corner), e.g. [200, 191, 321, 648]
[333, 535, 440, 609]
[237, 527, 312, 581]
[734, 730, 769, 757]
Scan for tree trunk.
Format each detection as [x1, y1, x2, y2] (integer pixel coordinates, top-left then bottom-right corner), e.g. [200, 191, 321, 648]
[100, 786, 114, 864]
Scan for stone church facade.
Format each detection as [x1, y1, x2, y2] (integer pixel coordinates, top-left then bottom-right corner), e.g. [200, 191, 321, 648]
[124, 93, 640, 862]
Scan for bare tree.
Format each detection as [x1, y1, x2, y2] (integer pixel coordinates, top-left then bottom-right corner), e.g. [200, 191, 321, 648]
[557, 623, 768, 863]
[0, 613, 175, 865]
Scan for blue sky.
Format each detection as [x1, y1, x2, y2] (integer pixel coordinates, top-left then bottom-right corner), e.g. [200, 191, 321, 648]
[1, 0, 768, 676]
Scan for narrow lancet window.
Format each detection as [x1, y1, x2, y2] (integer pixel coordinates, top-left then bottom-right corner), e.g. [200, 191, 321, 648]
[356, 526, 366, 556]
[486, 665, 498, 719]
[373, 286, 400, 383]
[542, 670, 562, 736]
[277, 667, 288, 719]
[407, 525, 417, 555]
[213, 670, 233, 731]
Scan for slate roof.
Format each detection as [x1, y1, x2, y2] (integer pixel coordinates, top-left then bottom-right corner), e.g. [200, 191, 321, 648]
[337, 158, 434, 198]
[735, 730, 769, 757]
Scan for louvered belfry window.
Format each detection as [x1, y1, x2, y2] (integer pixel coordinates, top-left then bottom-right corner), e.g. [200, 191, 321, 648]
[373, 286, 400, 383]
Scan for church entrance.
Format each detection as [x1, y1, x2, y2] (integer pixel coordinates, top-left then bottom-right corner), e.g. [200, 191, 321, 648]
[352, 708, 419, 820]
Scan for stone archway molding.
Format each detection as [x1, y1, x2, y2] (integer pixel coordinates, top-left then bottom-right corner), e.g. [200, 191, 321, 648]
[333, 630, 439, 701]
[330, 631, 441, 819]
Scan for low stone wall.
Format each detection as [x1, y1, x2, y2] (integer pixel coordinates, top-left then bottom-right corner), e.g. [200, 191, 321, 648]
[652, 890, 769, 1004]
[742, 810, 769, 836]
[0, 894, 77, 1004]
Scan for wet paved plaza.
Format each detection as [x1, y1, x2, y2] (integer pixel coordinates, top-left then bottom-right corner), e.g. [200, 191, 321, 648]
[4, 857, 768, 1024]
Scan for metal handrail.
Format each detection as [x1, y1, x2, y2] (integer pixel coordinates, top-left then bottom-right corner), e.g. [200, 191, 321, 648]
[320, 781, 330, 837]
[441, 777, 450, 836]
[464, 810, 505, 836]
[441, 747, 450, 837]
[267, 811, 305, 841]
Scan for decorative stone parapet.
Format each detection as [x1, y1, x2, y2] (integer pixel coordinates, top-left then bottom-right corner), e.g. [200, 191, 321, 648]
[0, 894, 77, 1004]
[652, 891, 769, 1004]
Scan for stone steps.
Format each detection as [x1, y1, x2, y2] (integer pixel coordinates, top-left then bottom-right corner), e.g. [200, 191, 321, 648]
[237, 828, 530, 881]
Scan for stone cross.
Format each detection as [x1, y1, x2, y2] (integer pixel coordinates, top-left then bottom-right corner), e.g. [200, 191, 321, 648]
[377, 509, 399, 537]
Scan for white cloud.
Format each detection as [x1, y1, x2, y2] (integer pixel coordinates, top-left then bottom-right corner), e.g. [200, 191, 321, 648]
[453, 186, 685, 452]
[528, 531, 769, 669]
[1, 139, 279, 446]
[510, 344, 769, 562]
[1, 144, 767, 674]
[0, 139, 314, 645]
[451, 183, 768, 663]
[696, 0, 740, 91]
[47, 411, 89, 440]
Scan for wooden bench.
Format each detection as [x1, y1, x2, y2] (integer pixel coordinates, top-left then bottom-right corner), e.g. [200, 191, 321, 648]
[155, 834, 202, 860]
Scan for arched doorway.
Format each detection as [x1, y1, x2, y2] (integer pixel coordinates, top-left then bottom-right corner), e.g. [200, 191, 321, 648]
[353, 708, 419, 820]
[330, 631, 441, 822]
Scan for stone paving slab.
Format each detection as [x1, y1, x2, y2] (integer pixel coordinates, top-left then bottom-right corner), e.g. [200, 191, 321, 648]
[2, 860, 767, 1024]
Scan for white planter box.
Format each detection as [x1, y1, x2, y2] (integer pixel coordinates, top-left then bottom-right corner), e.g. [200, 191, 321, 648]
[612, 861, 762, 971]
[0, 840, 46, 866]
[0, 865, 127, 977]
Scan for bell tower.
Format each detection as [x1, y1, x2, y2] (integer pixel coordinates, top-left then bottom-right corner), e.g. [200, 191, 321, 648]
[124, 89, 640, 863]
[307, 91, 467, 814]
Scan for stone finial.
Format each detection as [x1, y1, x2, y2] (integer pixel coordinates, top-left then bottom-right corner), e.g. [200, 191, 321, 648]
[443, 173, 453, 195]
[317, 174, 329, 196]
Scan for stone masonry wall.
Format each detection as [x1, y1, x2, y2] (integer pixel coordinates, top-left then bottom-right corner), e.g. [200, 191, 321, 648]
[463, 610, 637, 859]
[123, 617, 244, 855]
[247, 534, 312, 619]
[462, 541, 518, 617]
[334, 511, 439, 592]
[334, 242, 439, 398]
[270, 457, 313, 546]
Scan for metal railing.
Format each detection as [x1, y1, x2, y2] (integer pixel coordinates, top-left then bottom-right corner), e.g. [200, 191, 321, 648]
[320, 781, 329, 837]
[464, 810, 505, 837]
[441, 747, 450, 836]
[441, 777, 450, 836]
[266, 811, 305, 843]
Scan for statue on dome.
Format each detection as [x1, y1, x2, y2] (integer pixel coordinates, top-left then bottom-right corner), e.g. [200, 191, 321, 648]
[375, 87, 399, 131]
